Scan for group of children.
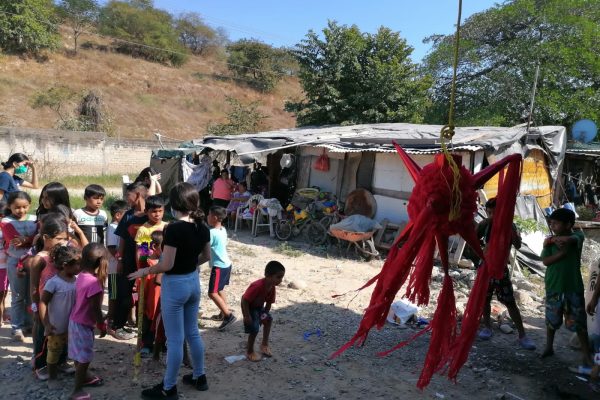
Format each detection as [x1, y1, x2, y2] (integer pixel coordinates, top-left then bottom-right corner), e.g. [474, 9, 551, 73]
[0, 185, 110, 399]
[0, 180, 286, 399]
[4, 176, 598, 395]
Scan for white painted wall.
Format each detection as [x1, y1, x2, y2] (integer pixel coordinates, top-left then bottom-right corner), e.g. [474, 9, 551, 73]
[309, 158, 340, 193]
[301, 148, 344, 193]
[371, 151, 474, 224]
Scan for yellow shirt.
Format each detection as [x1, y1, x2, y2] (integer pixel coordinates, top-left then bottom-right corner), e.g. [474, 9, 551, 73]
[134, 221, 167, 246]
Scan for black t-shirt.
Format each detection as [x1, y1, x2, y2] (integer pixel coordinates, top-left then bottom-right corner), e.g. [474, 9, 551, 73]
[115, 209, 148, 274]
[163, 220, 210, 275]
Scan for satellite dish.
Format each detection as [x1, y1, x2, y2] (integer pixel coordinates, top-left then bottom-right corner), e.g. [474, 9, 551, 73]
[571, 119, 597, 143]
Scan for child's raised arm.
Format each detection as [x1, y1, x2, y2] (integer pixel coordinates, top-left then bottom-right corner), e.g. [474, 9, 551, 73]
[542, 248, 567, 266]
[69, 221, 89, 247]
[552, 234, 578, 249]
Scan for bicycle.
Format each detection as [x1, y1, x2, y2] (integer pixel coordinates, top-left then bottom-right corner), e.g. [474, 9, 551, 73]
[274, 203, 328, 245]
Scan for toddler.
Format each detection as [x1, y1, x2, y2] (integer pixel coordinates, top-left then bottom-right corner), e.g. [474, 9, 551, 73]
[40, 245, 80, 384]
[69, 243, 108, 399]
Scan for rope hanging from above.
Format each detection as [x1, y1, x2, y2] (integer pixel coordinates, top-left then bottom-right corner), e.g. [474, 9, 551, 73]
[440, 0, 464, 221]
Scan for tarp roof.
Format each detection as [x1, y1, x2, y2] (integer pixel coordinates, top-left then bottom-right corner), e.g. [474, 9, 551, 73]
[153, 123, 567, 176]
[193, 122, 564, 155]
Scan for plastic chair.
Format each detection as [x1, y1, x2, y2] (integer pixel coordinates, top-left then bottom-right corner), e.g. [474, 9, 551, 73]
[253, 199, 281, 238]
[234, 194, 263, 233]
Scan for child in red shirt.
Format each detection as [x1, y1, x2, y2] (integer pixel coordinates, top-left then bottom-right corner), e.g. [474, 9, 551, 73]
[241, 261, 285, 362]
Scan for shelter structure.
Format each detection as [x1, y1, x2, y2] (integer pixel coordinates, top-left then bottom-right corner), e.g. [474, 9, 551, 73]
[154, 123, 566, 225]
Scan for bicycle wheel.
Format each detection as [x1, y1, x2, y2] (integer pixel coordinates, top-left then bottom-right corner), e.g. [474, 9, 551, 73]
[319, 215, 333, 229]
[275, 220, 293, 241]
[306, 221, 328, 245]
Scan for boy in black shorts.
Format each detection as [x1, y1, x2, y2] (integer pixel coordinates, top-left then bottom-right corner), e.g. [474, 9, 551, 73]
[477, 198, 536, 350]
[207, 206, 236, 331]
[241, 261, 285, 362]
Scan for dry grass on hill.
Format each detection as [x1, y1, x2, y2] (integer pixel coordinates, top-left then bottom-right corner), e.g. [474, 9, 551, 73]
[0, 29, 302, 140]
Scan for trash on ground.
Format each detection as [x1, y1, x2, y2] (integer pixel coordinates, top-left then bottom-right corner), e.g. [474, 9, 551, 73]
[224, 355, 247, 364]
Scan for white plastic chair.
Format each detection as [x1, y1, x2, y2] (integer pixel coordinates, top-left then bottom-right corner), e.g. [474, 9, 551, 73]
[253, 198, 281, 238]
[234, 194, 263, 233]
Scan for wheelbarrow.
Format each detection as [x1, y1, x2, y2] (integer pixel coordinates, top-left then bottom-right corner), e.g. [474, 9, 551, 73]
[329, 227, 379, 261]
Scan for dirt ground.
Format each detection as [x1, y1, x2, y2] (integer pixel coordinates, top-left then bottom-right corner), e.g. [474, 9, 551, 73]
[0, 231, 597, 400]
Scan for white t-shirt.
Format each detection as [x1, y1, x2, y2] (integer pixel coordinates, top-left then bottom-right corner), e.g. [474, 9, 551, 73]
[106, 222, 120, 274]
[74, 208, 108, 244]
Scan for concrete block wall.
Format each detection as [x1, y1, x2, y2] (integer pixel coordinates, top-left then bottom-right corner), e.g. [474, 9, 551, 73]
[0, 126, 178, 179]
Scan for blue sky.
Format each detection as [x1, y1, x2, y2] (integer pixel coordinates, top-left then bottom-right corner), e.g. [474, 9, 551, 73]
[152, 0, 500, 61]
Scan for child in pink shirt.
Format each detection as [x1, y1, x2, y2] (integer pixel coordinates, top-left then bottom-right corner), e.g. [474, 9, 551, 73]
[68, 243, 108, 399]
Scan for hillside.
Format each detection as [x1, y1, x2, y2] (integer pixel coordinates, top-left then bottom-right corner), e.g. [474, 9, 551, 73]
[0, 29, 302, 140]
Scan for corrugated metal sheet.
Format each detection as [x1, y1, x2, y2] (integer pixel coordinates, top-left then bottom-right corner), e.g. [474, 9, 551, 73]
[484, 149, 553, 208]
[315, 143, 482, 155]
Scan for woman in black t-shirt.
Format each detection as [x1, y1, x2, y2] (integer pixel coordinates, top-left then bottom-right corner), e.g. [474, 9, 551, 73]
[129, 182, 210, 398]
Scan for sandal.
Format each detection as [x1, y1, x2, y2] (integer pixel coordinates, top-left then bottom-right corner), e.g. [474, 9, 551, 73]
[83, 376, 104, 387]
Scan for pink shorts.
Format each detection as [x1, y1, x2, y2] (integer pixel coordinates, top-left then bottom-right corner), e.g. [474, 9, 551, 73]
[0, 269, 8, 292]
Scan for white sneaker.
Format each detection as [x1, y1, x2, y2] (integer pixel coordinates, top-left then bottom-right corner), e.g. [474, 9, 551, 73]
[35, 366, 50, 381]
[12, 329, 25, 342]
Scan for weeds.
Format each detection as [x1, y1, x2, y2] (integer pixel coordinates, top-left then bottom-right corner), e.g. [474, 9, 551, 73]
[235, 245, 256, 258]
[28, 192, 123, 214]
[135, 93, 158, 106]
[40, 174, 127, 189]
[275, 242, 303, 258]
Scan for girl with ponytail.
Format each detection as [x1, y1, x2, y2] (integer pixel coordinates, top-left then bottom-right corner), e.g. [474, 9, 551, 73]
[129, 182, 211, 398]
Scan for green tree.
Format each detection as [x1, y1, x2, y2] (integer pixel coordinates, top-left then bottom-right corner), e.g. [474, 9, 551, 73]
[30, 85, 77, 123]
[286, 21, 431, 127]
[423, 0, 600, 128]
[0, 0, 59, 54]
[175, 12, 227, 55]
[56, 0, 99, 54]
[98, 0, 188, 66]
[207, 97, 267, 136]
[227, 39, 287, 92]
[30, 86, 113, 132]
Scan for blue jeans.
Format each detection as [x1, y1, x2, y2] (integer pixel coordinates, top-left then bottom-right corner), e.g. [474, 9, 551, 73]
[6, 256, 32, 332]
[161, 271, 205, 390]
